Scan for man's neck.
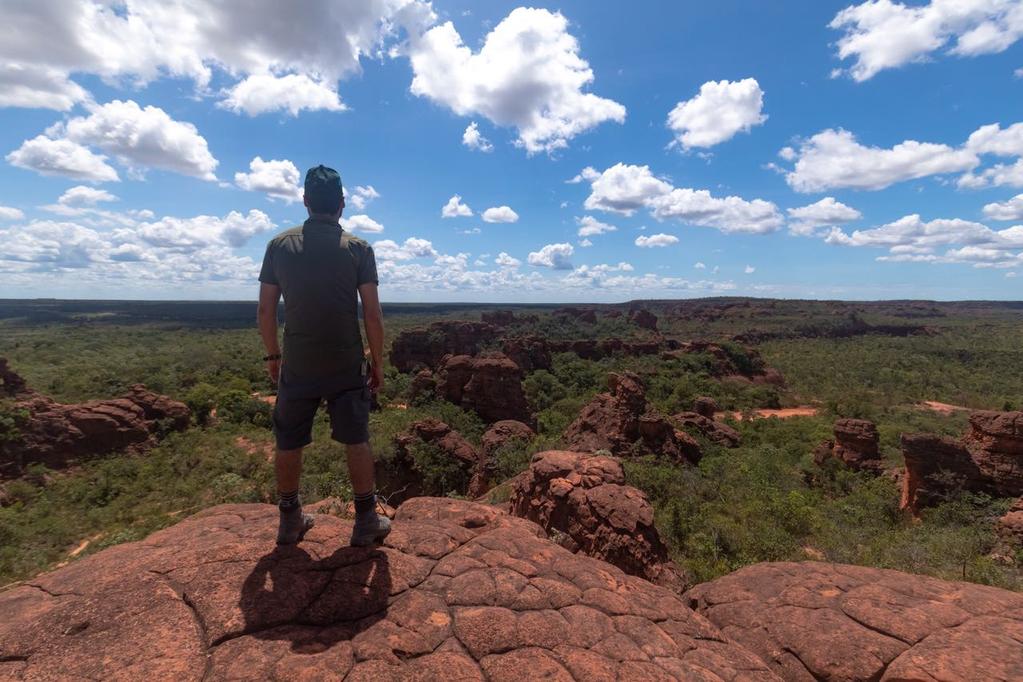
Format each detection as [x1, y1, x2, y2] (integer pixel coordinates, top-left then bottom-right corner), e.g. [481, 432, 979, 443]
[308, 213, 340, 224]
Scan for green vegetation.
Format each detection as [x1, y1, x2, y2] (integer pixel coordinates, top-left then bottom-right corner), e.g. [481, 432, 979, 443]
[1, 298, 1022, 590]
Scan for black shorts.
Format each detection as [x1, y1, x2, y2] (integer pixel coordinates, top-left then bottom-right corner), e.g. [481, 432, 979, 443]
[272, 370, 371, 450]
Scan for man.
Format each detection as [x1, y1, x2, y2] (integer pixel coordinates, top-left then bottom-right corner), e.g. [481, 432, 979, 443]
[257, 165, 390, 547]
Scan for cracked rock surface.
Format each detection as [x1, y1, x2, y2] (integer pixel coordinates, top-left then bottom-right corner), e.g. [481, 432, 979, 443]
[0, 497, 778, 681]
[685, 561, 1023, 682]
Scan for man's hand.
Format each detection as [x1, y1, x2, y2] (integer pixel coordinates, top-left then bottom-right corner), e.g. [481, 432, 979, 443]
[368, 362, 384, 394]
[266, 358, 281, 384]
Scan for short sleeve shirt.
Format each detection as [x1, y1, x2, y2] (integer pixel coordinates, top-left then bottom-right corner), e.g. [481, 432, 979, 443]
[259, 217, 378, 383]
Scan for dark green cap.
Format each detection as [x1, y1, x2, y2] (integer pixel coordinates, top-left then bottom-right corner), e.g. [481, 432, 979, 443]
[304, 164, 344, 212]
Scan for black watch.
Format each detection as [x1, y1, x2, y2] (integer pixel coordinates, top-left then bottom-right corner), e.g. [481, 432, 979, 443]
[263, 353, 281, 361]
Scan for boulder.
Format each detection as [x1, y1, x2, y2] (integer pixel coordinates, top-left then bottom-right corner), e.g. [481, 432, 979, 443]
[813, 418, 883, 473]
[673, 412, 741, 448]
[509, 451, 689, 593]
[693, 396, 718, 418]
[901, 410, 1023, 512]
[686, 561, 1023, 682]
[563, 372, 701, 464]
[501, 336, 552, 372]
[0, 357, 29, 397]
[468, 420, 535, 499]
[408, 369, 436, 403]
[436, 354, 532, 426]
[389, 321, 498, 373]
[1, 380, 190, 477]
[997, 497, 1023, 547]
[0, 499, 780, 681]
[388, 419, 480, 500]
[628, 308, 658, 331]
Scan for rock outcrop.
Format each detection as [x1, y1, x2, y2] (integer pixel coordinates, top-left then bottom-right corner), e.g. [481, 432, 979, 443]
[389, 321, 498, 373]
[997, 497, 1023, 547]
[901, 410, 1023, 512]
[510, 451, 689, 594]
[0, 357, 29, 397]
[468, 420, 535, 499]
[0, 498, 780, 681]
[628, 308, 658, 331]
[686, 561, 1023, 682]
[408, 369, 436, 403]
[554, 307, 597, 324]
[436, 354, 532, 426]
[563, 372, 701, 464]
[693, 396, 718, 419]
[389, 419, 479, 499]
[813, 418, 884, 473]
[500, 336, 552, 372]
[673, 412, 741, 448]
[1, 379, 190, 477]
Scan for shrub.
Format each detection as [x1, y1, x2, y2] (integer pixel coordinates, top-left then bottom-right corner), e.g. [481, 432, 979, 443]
[217, 390, 272, 428]
[184, 383, 218, 426]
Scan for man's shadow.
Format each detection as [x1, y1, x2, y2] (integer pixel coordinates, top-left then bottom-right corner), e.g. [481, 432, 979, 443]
[238, 542, 392, 652]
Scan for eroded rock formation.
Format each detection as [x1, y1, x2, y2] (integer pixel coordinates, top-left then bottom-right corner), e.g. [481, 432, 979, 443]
[901, 410, 1023, 512]
[436, 353, 532, 425]
[563, 372, 701, 464]
[628, 308, 658, 331]
[389, 321, 498, 373]
[673, 412, 741, 448]
[813, 418, 884, 473]
[510, 451, 689, 594]
[997, 497, 1023, 547]
[468, 420, 535, 499]
[686, 560, 1023, 682]
[0, 498, 780, 681]
[1, 374, 190, 477]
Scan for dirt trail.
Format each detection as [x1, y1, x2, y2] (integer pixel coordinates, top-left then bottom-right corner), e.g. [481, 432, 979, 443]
[917, 400, 971, 415]
[722, 406, 819, 421]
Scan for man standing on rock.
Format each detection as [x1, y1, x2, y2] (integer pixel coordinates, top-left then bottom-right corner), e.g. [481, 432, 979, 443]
[257, 165, 391, 547]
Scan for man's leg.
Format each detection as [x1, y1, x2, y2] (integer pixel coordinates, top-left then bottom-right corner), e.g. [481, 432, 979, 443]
[271, 391, 318, 545]
[346, 441, 390, 546]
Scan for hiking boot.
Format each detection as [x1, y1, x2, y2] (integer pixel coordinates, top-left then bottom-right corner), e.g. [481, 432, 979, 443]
[350, 513, 391, 547]
[277, 507, 315, 545]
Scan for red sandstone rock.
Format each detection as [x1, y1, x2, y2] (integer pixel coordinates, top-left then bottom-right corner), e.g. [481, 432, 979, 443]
[389, 321, 498, 373]
[0, 357, 29, 397]
[628, 308, 658, 331]
[997, 497, 1023, 547]
[555, 307, 597, 324]
[0, 498, 780, 680]
[509, 451, 689, 594]
[672, 412, 741, 448]
[1, 377, 190, 477]
[686, 560, 1023, 682]
[436, 353, 532, 426]
[693, 396, 718, 418]
[901, 410, 1023, 512]
[563, 373, 701, 464]
[813, 419, 883, 473]
[501, 336, 552, 372]
[408, 369, 436, 403]
[467, 420, 536, 499]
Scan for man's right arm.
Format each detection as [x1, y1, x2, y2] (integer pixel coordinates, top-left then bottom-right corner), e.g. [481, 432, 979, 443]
[358, 283, 384, 393]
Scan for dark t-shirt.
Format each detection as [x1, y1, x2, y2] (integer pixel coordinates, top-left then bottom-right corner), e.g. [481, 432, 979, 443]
[258, 217, 378, 383]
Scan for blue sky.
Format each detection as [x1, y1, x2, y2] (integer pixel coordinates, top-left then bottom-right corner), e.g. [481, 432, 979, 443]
[1, 0, 1022, 302]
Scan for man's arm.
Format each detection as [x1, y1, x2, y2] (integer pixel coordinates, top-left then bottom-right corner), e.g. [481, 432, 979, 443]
[258, 282, 282, 383]
[358, 283, 384, 392]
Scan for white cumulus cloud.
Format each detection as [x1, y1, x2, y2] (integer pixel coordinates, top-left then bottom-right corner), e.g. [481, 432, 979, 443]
[667, 78, 766, 149]
[347, 185, 380, 211]
[235, 157, 302, 202]
[6, 135, 119, 183]
[220, 73, 345, 116]
[983, 193, 1023, 220]
[373, 237, 437, 260]
[0, 62, 91, 111]
[137, 209, 275, 250]
[462, 122, 493, 152]
[441, 195, 473, 218]
[576, 216, 618, 237]
[58, 186, 118, 207]
[341, 214, 385, 233]
[0, 206, 25, 221]
[787, 197, 862, 235]
[635, 233, 679, 248]
[408, 7, 625, 154]
[528, 242, 574, 269]
[482, 206, 519, 223]
[781, 128, 978, 192]
[744, 265, 756, 274]
[495, 252, 521, 268]
[830, 0, 1023, 81]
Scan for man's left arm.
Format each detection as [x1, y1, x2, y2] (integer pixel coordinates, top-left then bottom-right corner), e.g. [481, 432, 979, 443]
[258, 282, 282, 383]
